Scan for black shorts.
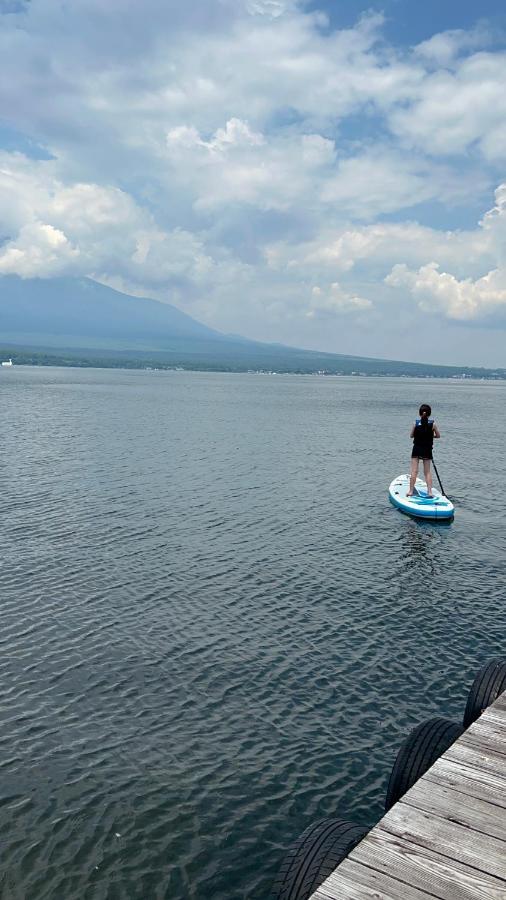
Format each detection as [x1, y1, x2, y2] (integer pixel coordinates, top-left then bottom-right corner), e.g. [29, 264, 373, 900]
[412, 447, 432, 460]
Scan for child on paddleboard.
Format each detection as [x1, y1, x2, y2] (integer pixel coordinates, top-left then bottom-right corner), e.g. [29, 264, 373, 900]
[407, 404, 440, 497]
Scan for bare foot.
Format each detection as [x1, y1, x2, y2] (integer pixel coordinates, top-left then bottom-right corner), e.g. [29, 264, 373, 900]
[406, 492, 413, 496]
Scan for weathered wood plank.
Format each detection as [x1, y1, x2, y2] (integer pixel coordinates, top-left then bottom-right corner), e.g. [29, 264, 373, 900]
[402, 776, 506, 841]
[424, 755, 506, 808]
[491, 691, 506, 714]
[482, 705, 506, 727]
[466, 713, 506, 747]
[460, 727, 506, 760]
[311, 857, 433, 900]
[350, 826, 506, 900]
[446, 738, 506, 780]
[381, 802, 506, 881]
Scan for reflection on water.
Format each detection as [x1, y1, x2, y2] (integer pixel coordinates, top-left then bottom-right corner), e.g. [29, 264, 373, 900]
[399, 518, 453, 581]
[0, 368, 504, 900]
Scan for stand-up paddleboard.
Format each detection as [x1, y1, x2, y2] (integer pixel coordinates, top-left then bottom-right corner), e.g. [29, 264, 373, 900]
[389, 474, 454, 520]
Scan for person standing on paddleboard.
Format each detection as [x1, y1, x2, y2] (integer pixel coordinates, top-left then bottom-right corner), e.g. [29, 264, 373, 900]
[407, 404, 440, 497]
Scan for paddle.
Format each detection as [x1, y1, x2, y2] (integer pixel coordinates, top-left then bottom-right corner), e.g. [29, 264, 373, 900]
[431, 456, 446, 497]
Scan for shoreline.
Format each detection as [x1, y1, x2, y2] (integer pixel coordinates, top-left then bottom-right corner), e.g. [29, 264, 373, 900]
[2, 361, 505, 381]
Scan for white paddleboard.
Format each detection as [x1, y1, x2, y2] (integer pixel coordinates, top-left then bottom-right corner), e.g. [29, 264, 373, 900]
[389, 474, 454, 520]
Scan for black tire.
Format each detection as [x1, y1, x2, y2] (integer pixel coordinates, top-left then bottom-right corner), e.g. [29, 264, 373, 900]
[385, 717, 464, 811]
[463, 659, 506, 728]
[272, 818, 368, 900]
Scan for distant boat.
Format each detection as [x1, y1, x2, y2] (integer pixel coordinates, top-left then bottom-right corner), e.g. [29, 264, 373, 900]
[1, 358, 13, 367]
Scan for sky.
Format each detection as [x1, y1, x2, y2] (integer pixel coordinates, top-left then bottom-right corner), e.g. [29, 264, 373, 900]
[1, 1, 506, 366]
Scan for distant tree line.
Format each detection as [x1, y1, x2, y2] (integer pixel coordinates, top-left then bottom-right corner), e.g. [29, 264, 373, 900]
[1, 345, 504, 380]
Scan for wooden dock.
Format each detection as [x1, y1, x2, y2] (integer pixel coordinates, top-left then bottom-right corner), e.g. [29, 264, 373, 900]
[310, 691, 506, 900]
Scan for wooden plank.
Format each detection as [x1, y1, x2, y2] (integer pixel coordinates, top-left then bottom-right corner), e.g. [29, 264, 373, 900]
[481, 713, 506, 739]
[467, 713, 506, 746]
[483, 705, 506, 727]
[402, 776, 506, 842]
[380, 802, 506, 882]
[349, 826, 506, 900]
[491, 691, 506, 714]
[460, 727, 506, 759]
[446, 737, 506, 778]
[424, 755, 506, 809]
[311, 857, 433, 900]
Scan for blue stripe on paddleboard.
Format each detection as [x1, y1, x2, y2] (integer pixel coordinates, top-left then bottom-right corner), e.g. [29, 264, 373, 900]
[389, 494, 453, 519]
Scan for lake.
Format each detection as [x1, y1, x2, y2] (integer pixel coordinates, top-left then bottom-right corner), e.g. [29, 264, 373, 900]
[1, 367, 505, 899]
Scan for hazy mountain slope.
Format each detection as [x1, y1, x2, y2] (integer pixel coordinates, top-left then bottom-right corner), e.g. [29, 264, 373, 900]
[0, 275, 222, 344]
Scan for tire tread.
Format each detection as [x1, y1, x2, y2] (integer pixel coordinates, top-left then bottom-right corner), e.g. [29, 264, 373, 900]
[463, 659, 506, 728]
[385, 717, 463, 811]
[272, 818, 368, 900]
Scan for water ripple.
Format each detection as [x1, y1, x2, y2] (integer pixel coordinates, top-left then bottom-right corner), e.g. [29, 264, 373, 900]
[0, 368, 505, 898]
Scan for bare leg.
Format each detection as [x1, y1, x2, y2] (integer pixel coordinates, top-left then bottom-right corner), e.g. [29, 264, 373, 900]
[407, 457, 418, 495]
[423, 459, 433, 496]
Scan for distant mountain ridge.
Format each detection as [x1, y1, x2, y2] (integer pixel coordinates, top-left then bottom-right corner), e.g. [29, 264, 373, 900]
[1, 275, 505, 378]
[0, 275, 222, 346]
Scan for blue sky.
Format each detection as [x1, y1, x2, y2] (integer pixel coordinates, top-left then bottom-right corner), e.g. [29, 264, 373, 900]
[313, 0, 506, 44]
[1, 0, 506, 366]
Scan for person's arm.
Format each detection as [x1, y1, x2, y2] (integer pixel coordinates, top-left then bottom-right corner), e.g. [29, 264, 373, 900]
[433, 423, 441, 439]
[410, 424, 415, 438]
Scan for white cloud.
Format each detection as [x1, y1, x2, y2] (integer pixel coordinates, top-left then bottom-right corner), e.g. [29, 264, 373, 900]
[167, 118, 265, 154]
[265, 220, 493, 279]
[0, 152, 247, 300]
[0, 6, 420, 173]
[308, 283, 373, 317]
[385, 262, 506, 320]
[166, 119, 335, 211]
[320, 149, 475, 219]
[480, 182, 506, 264]
[245, 0, 300, 18]
[384, 182, 506, 322]
[0, 222, 79, 277]
[414, 25, 493, 66]
[389, 52, 506, 160]
[0, 2, 506, 363]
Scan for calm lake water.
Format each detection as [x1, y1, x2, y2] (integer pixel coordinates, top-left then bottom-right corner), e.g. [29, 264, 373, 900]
[1, 367, 505, 899]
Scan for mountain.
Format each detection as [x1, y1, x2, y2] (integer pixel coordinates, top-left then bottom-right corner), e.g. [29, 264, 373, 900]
[1, 275, 505, 379]
[0, 275, 222, 347]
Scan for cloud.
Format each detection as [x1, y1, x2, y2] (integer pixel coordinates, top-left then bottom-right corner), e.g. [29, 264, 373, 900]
[167, 118, 265, 153]
[0, 6, 418, 173]
[164, 120, 477, 222]
[245, 0, 301, 17]
[166, 118, 337, 211]
[385, 262, 506, 320]
[384, 182, 506, 322]
[388, 51, 506, 160]
[0, 222, 79, 277]
[308, 283, 373, 317]
[0, 2, 506, 363]
[480, 182, 506, 264]
[265, 220, 493, 279]
[0, 153, 153, 277]
[414, 25, 493, 66]
[320, 149, 476, 219]
[0, 152, 247, 302]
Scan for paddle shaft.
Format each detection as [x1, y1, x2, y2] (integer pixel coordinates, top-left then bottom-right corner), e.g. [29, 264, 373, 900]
[431, 456, 446, 496]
